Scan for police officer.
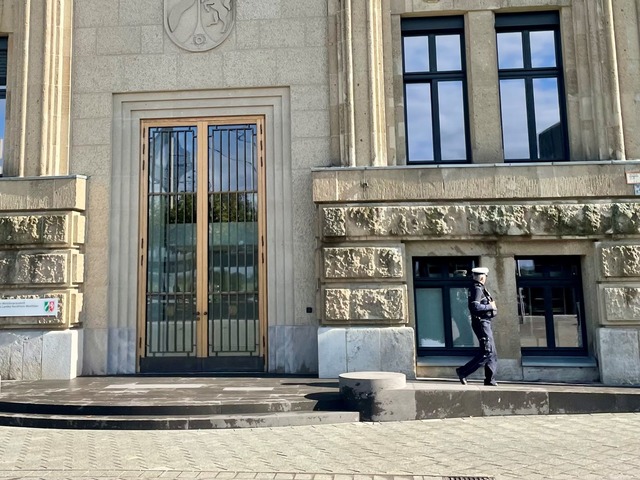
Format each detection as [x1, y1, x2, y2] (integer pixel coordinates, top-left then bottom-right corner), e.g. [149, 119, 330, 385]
[455, 267, 498, 386]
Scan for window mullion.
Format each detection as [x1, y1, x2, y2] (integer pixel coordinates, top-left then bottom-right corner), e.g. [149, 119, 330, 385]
[443, 287, 454, 348]
[431, 80, 442, 162]
[524, 77, 538, 160]
[543, 286, 556, 349]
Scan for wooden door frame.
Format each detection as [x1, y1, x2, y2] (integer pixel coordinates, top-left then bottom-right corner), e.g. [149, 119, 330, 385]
[137, 116, 267, 372]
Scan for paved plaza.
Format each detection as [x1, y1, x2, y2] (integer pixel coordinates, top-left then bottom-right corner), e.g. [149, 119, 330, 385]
[0, 413, 638, 479]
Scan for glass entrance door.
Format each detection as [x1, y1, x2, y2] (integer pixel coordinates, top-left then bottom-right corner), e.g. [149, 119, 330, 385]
[138, 118, 265, 373]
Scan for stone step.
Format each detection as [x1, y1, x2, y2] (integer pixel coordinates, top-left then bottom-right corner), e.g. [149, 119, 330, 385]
[0, 410, 361, 430]
[0, 394, 345, 416]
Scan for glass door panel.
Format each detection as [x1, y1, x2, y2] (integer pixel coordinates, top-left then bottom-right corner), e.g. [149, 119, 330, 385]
[451, 287, 476, 347]
[415, 288, 445, 347]
[518, 286, 547, 347]
[552, 287, 581, 348]
[145, 126, 198, 357]
[207, 124, 260, 359]
[140, 118, 265, 373]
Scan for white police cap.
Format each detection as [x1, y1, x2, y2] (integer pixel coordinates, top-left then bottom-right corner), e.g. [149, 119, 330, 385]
[471, 267, 489, 275]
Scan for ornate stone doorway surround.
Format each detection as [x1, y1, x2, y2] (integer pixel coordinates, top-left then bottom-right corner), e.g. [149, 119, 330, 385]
[107, 88, 292, 374]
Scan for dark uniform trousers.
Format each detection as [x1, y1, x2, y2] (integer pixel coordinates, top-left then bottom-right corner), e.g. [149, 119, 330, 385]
[458, 318, 497, 385]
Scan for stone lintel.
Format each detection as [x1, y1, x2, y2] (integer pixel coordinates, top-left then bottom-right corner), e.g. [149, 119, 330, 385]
[321, 203, 640, 239]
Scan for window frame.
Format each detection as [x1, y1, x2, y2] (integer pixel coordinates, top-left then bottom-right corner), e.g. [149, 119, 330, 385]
[0, 36, 7, 174]
[413, 256, 479, 355]
[401, 16, 472, 164]
[516, 256, 588, 356]
[496, 12, 570, 162]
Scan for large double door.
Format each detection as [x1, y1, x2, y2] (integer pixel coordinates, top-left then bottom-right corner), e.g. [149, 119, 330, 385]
[138, 117, 266, 373]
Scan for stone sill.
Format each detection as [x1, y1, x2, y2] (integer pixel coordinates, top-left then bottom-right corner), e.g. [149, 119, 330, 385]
[0, 175, 88, 181]
[312, 159, 640, 173]
[417, 355, 597, 368]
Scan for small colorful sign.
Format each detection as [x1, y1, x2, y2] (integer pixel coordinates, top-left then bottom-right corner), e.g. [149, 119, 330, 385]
[0, 298, 59, 317]
[626, 172, 640, 184]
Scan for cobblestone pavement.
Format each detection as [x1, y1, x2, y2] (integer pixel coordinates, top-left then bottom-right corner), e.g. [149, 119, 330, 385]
[0, 413, 638, 480]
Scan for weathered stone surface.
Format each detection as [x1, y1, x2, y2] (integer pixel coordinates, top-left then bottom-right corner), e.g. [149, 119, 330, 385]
[614, 203, 640, 234]
[467, 205, 528, 236]
[597, 328, 640, 385]
[604, 287, 640, 322]
[323, 207, 347, 237]
[324, 246, 403, 279]
[0, 252, 68, 285]
[324, 286, 407, 323]
[601, 245, 640, 277]
[0, 215, 67, 245]
[320, 203, 640, 239]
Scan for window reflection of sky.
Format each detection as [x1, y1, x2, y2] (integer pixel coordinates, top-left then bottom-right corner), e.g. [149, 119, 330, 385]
[530, 31, 556, 68]
[208, 126, 256, 193]
[436, 34, 461, 71]
[497, 32, 524, 69]
[500, 79, 529, 159]
[403, 36, 429, 72]
[438, 81, 466, 160]
[406, 83, 434, 161]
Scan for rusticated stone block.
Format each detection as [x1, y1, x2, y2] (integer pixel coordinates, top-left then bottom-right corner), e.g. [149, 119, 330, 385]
[0, 215, 67, 245]
[530, 204, 613, 236]
[323, 207, 347, 237]
[345, 206, 464, 237]
[0, 291, 83, 328]
[324, 246, 404, 279]
[324, 286, 407, 324]
[601, 245, 640, 277]
[614, 203, 640, 234]
[467, 205, 528, 236]
[0, 251, 84, 285]
[604, 287, 640, 322]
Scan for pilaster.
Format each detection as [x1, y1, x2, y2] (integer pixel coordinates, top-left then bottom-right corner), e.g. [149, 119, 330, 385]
[4, 0, 73, 177]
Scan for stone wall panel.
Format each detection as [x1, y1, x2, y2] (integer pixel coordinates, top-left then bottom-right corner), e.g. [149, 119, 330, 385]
[321, 203, 640, 240]
[324, 246, 404, 279]
[604, 287, 640, 323]
[601, 245, 640, 277]
[0, 251, 84, 286]
[324, 286, 407, 324]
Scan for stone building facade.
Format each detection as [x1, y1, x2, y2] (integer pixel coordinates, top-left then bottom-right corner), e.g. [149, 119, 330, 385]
[0, 0, 639, 385]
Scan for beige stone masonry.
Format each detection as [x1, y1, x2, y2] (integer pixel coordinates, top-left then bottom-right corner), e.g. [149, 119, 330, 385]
[312, 162, 640, 203]
[0, 212, 85, 247]
[600, 244, 640, 278]
[0, 290, 83, 328]
[324, 245, 404, 280]
[602, 286, 640, 324]
[0, 251, 84, 286]
[3, 0, 73, 176]
[322, 202, 640, 239]
[324, 285, 408, 325]
[0, 177, 87, 211]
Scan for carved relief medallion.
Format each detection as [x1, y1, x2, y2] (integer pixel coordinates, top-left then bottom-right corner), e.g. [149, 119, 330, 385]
[164, 0, 235, 52]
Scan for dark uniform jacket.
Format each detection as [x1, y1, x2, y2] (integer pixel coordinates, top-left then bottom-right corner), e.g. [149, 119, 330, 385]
[468, 281, 497, 321]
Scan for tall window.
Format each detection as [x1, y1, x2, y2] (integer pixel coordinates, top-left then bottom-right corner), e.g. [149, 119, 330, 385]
[516, 257, 587, 356]
[402, 17, 470, 163]
[413, 257, 478, 354]
[496, 12, 568, 162]
[0, 37, 7, 174]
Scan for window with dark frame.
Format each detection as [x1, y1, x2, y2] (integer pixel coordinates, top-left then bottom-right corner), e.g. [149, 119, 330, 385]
[0, 36, 7, 174]
[496, 12, 569, 162]
[413, 257, 479, 354]
[516, 256, 587, 356]
[402, 17, 471, 164]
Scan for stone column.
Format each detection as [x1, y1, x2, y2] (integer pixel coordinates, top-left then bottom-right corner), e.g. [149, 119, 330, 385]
[4, 0, 73, 177]
[335, 0, 389, 167]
